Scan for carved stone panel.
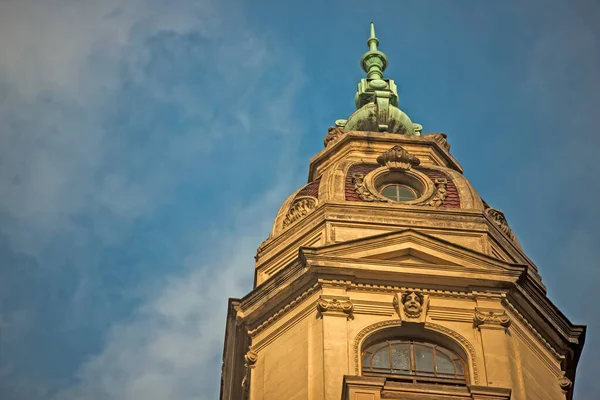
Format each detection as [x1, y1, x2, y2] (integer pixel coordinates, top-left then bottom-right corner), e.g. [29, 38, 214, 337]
[283, 196, 317, 228]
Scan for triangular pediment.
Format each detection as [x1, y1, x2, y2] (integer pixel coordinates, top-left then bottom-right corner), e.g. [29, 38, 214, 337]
[363, 248, 460, 266]
[302, 229, 525, 275]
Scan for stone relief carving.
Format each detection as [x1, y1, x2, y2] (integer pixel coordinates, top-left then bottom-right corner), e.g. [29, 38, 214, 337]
[241, 350, 258, 388]
[427, 132, 451, 151]
[376, 145, 421, 171]
[352, 173, 387, 202]
[393, 291, 429, 322]
[473, 309, 512, 329]
[283, 196, 317, 228]
[316, 297, 354, 319]
[426, 178, 448, 207]
[485, 207, 519, 246]
[254, 236, 270, 261]
[324, 126, 344, 147]
[323, 120, 347, 147]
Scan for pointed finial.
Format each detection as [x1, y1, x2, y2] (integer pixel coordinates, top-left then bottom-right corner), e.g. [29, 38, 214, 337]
[368, 22, 379, 51]
[360, 22, 387, 80]
[343, 23, 420, 135]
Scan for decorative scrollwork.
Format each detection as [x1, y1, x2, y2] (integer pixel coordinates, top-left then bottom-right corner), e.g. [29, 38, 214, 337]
[317, 297, 354, 319]
[241, 350, 258, 388]
[283, 196, 317, 228]
[324, 126, 345, 147]
[352, 173, 387, 202]
[473, 309, 512, 328]
[485, 207, 519, 245]
[376, 145, 421, 171]
[426, 178, 448, 207]
[558, 375, 572, 391]
[427, 132, 450, 151]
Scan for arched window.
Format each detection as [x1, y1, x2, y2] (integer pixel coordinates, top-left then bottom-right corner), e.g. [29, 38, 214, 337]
[362, 340, 466, 384]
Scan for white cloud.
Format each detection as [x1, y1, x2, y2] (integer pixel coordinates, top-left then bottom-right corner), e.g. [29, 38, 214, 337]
[0, 0, 306, 398]
[58, 184, 292, 400]
[0, 0, 300, 247]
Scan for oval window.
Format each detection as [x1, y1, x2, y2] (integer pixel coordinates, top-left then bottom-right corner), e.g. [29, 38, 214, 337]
[380, 184, 419, 202]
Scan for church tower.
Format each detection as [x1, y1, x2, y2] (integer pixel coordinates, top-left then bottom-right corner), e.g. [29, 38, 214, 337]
[220, 24, 585, 400]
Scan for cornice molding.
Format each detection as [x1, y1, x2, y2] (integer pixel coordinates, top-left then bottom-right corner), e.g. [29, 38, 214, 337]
[247, 283, 318, 336]
[308, 130, 463, 182]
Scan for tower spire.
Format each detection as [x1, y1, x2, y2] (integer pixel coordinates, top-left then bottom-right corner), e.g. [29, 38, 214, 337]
[362, 22, 386, 80]
[354, 23, 398, 110]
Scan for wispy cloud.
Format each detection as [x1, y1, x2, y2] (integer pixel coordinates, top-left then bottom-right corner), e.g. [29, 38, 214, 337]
[0, 0, 305, 398]
[58, 187, 289, 400]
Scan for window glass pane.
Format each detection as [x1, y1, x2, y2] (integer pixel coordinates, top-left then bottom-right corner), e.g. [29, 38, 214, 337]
[362, 352, 372, 371]
[372, 348, 390, 370]
[362, 340, 466, 382]
[414, 344, 435, 376]
[435, 351, 455, 375]
[455, 359, 465, 376]
[390, 343, 410, 374]
[381, 185, 398, 201]
[397, 186, 417, 201]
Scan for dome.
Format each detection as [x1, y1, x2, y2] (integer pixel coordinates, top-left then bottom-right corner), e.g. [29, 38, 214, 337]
[344, 102, 419, 135]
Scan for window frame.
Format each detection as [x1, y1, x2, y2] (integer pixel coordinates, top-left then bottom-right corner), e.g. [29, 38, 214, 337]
[361, 340, 467, 385]
[379, 183, 420, 202]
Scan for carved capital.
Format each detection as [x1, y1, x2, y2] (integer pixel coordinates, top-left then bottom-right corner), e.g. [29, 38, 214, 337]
[376, 145, 421, 171]
[558, 375, 572, 391]
[473, 309, 512, 328]
[283, 196, 317, 228]
[317, 297, 354, 319]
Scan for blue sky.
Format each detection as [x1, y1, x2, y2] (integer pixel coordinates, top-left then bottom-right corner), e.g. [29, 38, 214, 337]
[0, 0, 598, 399]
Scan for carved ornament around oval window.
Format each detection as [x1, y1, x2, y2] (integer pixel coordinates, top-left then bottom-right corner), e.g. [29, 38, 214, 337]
[376, 145, 421, 171]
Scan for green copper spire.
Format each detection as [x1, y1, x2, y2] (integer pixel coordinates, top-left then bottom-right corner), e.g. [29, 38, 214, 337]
[343, 23, 420, 135]
[354, 22, 399, 110]
[361, 22, 387, 80]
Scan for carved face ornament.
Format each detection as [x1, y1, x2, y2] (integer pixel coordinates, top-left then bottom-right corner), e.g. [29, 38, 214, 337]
[402, 292, 423, 317]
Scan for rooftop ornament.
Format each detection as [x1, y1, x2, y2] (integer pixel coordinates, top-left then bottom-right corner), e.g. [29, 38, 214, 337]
[343, 23, 421, 135]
